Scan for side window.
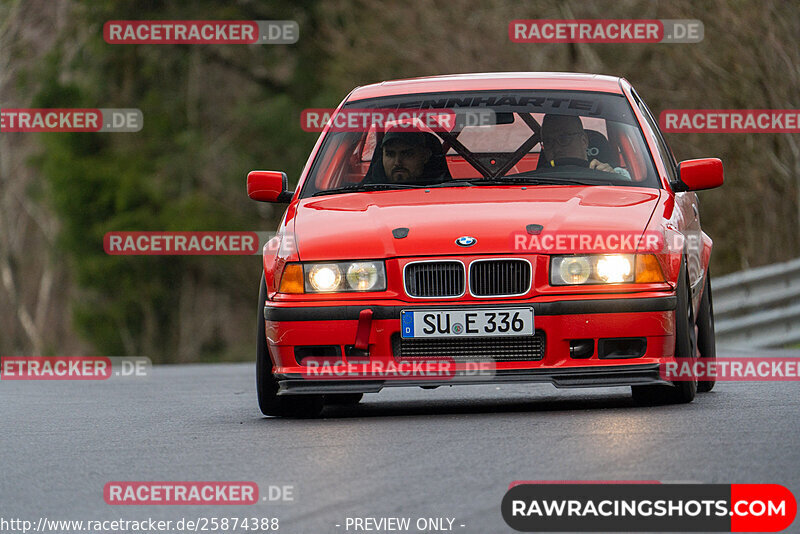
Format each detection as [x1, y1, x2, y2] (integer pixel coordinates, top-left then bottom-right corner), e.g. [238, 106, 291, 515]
[632, 92, 679, 184]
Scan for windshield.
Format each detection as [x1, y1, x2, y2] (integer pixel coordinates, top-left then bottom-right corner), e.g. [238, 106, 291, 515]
[299, 90, 659, 198]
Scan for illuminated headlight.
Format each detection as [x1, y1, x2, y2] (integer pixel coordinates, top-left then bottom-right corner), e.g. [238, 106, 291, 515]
[596, 255, 633, 283]
[551, 254, 635, 285]
[307, 264, 342, 292]
[303, 261, 386, 293]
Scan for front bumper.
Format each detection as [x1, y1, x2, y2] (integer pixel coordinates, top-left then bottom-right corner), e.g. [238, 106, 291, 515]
[276, 363, 664, 394]
[264, 294, 677, 395]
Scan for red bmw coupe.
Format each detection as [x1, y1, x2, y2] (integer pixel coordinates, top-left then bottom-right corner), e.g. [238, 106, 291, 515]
[248, 73, 723, 417]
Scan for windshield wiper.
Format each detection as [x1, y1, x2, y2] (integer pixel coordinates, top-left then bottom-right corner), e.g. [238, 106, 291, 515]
[312, 181, 471, 197]
[312, 183, 423, 197]
[466, 176, 601, 186]
[506, 170, 621, 186]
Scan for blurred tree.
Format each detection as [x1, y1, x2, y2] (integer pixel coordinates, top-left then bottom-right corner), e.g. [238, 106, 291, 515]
[16, 0, 334, 361]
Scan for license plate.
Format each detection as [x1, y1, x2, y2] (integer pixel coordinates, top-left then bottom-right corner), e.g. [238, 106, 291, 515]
[401, 307, 534, 338]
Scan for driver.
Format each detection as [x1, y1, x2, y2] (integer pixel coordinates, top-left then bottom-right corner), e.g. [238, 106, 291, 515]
[382, 131, 432, 183]
[540, 114, 630, 178]
[378, 128, 450, 184]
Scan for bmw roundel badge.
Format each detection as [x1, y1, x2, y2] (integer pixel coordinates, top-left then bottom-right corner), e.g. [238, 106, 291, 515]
[456, 236, 477, 247]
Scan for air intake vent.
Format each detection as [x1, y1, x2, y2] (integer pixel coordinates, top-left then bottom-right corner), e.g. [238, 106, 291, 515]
[393, 332, 546, 362]
[404, 262, 465, 298]
[469, 259, 531, 297]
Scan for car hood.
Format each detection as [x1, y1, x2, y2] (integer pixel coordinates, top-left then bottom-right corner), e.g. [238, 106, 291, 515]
[293, 185, 661, 260]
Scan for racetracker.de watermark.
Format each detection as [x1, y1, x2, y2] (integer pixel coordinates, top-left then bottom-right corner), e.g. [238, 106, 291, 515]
[0, 356, 150, 380]
[509, 19, 703, 43]
[663, 358, 800, 382]
[513, 230, 663, 254]
[104, 482, 259, 505]
[300, 108, 496, 132]
[104, 231, 269, 255]
[300, 359, 496, 381]
[660, 110, 800, 133]
[511, 230, 703, 254]
[104, 232, 301, 256]
[0, 109, 142, 132]
[103, 20, 298, 44]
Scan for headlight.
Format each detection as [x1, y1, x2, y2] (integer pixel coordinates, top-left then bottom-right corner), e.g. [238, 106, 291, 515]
[307, 264, 342, 292]
[294, 261, 386, 293]
[556, 256, 592, 284]
[595, 255, 632, 283]
[551, 254, 662, 285]
[346, 262, 381, 291]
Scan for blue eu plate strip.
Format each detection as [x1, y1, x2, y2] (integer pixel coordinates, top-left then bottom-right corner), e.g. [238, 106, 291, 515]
[401, 311, 415, 338]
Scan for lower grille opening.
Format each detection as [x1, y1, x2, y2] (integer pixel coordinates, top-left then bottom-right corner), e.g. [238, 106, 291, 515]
[569, 339, 595, 359]
[597, 337, 647, 359]
[344, 345, 370, 362]
[392, 332, 546, 362]
[294, 345, 342, 366]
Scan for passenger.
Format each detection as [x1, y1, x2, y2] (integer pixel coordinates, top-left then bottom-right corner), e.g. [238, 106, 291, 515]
[540, 114, 630, 178]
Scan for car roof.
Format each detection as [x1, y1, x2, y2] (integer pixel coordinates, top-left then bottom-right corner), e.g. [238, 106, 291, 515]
[346, 72, 625, 102]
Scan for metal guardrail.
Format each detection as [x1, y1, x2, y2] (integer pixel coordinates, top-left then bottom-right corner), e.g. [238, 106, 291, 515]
[713, 257, 800, 348]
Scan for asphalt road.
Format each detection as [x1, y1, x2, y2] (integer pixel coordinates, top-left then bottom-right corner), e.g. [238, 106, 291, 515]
[2, 348, 799, 534]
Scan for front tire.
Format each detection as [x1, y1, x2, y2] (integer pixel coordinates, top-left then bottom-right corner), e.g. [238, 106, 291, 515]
[696, 271, 716, 393]
[257, 273, 324, 418]
[632, 261, 697, 405]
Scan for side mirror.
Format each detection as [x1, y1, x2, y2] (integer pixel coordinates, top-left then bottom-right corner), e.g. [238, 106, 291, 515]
[247, 170, 294, 202]
[674, 158, 723, 192]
